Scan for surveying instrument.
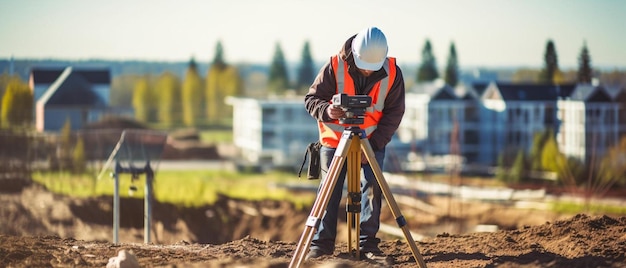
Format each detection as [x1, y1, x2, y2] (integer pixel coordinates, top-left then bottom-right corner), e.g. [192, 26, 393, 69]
[289, 94, 427, 268]
[94, 129, 168, 244]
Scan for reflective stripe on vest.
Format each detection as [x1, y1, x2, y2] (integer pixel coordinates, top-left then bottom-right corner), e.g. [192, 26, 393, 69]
[318, 55, 397, 148]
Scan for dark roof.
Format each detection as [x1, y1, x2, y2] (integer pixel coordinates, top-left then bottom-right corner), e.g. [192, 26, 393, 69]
[47, 72, 103, 106]
[472, 82, 490, 97]
[495, 83, 576, 101]
[31, 69, 64, 84]
[431, 86, 456, 100]
[37, 67, 108, 106]
[31, 67, 110, 84]
[569, 85, 613, 102]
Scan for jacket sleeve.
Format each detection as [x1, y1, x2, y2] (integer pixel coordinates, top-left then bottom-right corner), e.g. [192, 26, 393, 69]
[304, 60, 336, 122]
[368, 65, 406, 151]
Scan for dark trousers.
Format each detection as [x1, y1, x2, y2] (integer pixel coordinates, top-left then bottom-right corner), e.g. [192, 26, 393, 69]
[309, 145, 385, 253]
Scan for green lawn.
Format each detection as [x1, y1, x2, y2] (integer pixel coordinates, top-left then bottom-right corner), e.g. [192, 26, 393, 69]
[32, 169, 317, 209]
[551, 200, 626, 215]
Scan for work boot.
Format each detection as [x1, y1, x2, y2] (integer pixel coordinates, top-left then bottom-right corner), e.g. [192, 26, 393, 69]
[305, 248, 332, 260]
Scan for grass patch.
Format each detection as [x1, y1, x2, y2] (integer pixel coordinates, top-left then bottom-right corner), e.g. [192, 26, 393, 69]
[32, 170, 317, 209]
[199, 129, 232, 144]
[551, 201, 626, 215]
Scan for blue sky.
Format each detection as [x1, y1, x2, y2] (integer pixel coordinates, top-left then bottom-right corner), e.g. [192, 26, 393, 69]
[1, 0, 625, 69]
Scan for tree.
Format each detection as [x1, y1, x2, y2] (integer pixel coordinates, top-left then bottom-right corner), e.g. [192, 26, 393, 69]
[417, 39, 439, 82]
[58, 119, 72, 170]
[181, 57, 204, 127]
[0, 73, 18, 119]
[268, 42, 290, 94]
[132, 76, 153, 122]
[206, 41, 242, 125]
[539, 40, 561, 84]
[529, 129, 552, 171]
[540, 135, 583, 189]
[296, 41, 316, 94]
[577, 41, 593, 84]
[511, 68, 541, 83]
[444, 42, 459, 87]
[156, 71, 181, 126]
[110, 74, 140, 108]
[72, 136, 86, 174]
[509, 150, 528, 184]
[212, 40, 226, 70]
[1, 78, 33, 129]
[595, 136, 626, 195]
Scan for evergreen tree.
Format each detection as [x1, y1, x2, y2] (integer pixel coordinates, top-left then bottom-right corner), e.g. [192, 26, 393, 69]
[539, 40, 560, 84]
[444, 42, 459, 87]
[182, 57, 204, 127]
[1, 78, 33, 129]
[268, 42, 290, 94]
[132, 76, 153, 122]
[156, 71, 181, 126]
[206, 41, 242, 125]
[296, 41, 316, 94]
[577, 41, 593, 84]
[212, 41, 226, 70]
[417, 39, 439, 82]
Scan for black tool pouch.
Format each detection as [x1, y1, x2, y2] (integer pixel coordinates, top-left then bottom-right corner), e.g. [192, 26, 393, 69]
[298, 141, 322, 180]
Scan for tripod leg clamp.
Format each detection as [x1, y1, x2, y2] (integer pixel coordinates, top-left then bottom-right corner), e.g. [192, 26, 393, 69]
[395, 216, 407, 228]
[346, 192, 361, 213]
[305, 216, 321, 229]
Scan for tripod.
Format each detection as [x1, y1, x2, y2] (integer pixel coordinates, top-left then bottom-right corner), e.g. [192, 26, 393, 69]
[289, 126, 427, 268]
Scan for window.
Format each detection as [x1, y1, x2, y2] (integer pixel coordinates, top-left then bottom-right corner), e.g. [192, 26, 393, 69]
[545, 106, 554, 124]
[263, 108, 277, 122]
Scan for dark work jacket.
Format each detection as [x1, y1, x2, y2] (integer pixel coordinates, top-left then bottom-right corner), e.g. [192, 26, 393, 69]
[304, 34, 406, 151]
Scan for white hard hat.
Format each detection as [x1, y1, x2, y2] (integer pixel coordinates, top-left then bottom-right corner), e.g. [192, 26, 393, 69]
[351, 26, 388, 71]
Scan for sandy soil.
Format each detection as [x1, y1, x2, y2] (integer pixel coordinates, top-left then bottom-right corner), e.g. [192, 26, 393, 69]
[1, 180, 626, 268]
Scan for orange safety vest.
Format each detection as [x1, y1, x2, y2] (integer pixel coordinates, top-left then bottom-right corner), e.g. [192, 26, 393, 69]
[318, 54, 397, 148]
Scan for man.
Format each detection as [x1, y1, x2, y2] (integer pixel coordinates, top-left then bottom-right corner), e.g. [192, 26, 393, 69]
[303, 26, 406, 260]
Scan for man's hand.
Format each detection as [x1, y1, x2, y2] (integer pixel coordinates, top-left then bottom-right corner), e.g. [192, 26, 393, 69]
[326, 105, 345, 120]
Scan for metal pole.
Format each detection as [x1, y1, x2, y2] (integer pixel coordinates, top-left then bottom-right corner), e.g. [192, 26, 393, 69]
[113, 160, 120, 244]
[144, 162, 153, 244]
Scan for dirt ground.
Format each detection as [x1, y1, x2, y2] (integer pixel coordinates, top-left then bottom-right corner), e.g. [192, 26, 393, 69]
[1, 179, 626, 268]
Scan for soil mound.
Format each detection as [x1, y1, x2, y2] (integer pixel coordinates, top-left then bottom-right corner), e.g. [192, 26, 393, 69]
[1, 214, 625, 267]
[1, 184, 626, 267]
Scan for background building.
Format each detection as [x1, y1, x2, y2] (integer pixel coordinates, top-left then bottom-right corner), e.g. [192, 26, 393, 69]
[30, 67, 114, 132]
[226, 96, 318, 171]
[400, 80, 626, 173]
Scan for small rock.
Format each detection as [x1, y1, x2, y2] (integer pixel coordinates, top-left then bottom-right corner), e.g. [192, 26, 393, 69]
[106, 249, 140, 268]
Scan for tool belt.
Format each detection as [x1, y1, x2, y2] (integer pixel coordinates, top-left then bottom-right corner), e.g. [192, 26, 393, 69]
[297, 141, 322, 180]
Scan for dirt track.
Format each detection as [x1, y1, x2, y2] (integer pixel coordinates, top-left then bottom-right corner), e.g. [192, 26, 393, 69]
[1, 182, 626, 267]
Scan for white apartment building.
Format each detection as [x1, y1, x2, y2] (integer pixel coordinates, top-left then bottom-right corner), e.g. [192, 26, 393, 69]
[557, 84, 623, 163]
[401, 81, 625, 171]
[226, 96, 318, 170]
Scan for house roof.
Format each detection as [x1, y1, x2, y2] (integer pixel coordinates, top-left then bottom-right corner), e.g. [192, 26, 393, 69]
[31, 67, 110, 84]
[471, 82, 490, 97]
[487, 83, 577, 102]
[569, 84, 613, 102]
[31, 69, 65, 84]
[431, 85, 457, 100]
[37, 67, 108, 107]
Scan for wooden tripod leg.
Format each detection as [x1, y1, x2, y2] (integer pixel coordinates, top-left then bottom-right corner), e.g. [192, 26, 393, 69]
[360, 139, 428, 268]
[346, 136, 362, 259]
[289, 135, 354, 268]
